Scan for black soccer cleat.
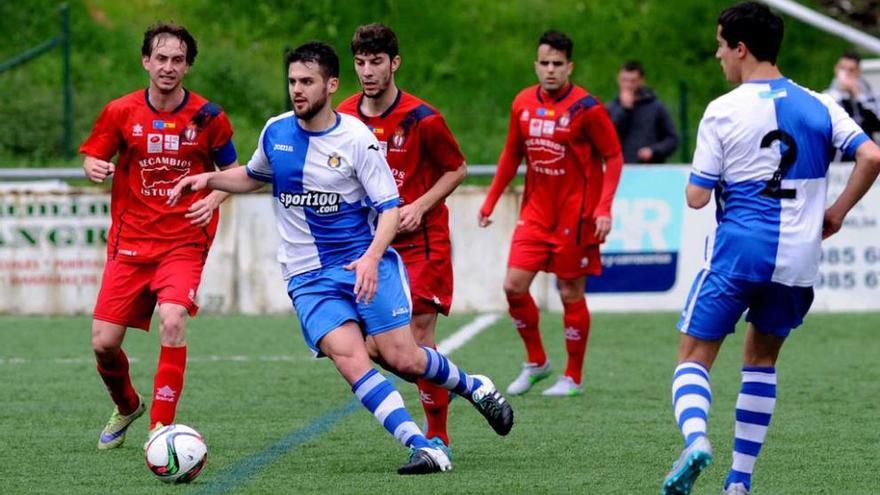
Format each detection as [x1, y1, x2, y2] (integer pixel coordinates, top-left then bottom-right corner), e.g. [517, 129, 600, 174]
[470, 375, 514, 436]
[397, 447, 452, 475]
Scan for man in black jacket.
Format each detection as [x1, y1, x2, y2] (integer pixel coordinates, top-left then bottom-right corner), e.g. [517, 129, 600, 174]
[606, 60, 678, 164]
[825, 50, 880, 146]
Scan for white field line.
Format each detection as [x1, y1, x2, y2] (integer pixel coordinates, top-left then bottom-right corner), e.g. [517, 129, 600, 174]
[0, 313, 503, 366]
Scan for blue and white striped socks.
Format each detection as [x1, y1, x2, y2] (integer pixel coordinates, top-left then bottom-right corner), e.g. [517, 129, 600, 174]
[725, 366, 777, 492]
[421, 347, 482, 399]
[672, 361, 712, 447]
[352, 369, 430, 450]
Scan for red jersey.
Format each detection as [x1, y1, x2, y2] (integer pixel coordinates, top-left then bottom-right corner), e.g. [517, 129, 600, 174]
[337, 91, 465, 259]
[481, 83, 623, 246]
[80, 89, 236, 261]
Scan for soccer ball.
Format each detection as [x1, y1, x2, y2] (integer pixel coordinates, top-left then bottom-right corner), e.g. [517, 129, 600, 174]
[144, 424, 208, 483]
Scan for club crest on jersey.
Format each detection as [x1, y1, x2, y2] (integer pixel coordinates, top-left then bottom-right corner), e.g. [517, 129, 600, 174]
[327, 152, 342, 168]
[390, 127, 406, 150]
[279, 191, 340, 215]
[182, 123, 199, 144]
[558, 112, 571, 128]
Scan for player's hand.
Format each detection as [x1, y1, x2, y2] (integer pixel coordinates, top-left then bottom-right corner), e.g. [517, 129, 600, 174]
[637, 147, 654, 162]
[594, 216, 612, 242]
[822, 207, 845, 239]
[398, 203, 426, 233]
[345, 252, 380, 305]
[167, 174, 210, 207]
[83, 156, 115, 183]
[477, 211, 493, 228]
[185, 192, 221, 227]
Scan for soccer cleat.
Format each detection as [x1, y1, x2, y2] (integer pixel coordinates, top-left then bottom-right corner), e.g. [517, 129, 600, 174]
[506, 361, 552, 395]
[143, 422, 166, 451]
[470, 375, 514, 436]
[661, 436, 713, 495]
[541, 375, 584, 397]
[97, 393, 145, 450]
[397, 446, 452, 475]
[428, 436, 452, 460]
[723, 483, 750, 495]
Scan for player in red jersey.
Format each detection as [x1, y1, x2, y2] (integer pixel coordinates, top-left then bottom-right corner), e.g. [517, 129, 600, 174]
[80, 23, 238, 449]
[337, 24, 467, 450]
[479, 31, 623, 397]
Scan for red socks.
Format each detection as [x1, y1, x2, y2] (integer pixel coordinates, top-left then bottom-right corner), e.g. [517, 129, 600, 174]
[150, 345, 187, 429]
[96, 349, 139, 415]
[507, 292, 547, 365]
[563, 298, 591, 384]
[417, 378, 450, 445]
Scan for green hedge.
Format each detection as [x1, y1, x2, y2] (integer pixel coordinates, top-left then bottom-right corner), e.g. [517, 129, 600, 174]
[0, 0, 852, 166]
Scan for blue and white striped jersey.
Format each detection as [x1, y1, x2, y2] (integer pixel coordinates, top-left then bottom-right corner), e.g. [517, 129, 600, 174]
[246, 112, 400, 279]
[690, 78, 868, 287]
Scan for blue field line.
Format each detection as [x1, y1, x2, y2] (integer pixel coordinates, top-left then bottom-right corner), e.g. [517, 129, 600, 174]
[189, 397, 363, 495]
[187, 313, 500, 494]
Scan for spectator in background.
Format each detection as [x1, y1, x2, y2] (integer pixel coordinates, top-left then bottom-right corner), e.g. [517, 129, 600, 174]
[606, 60, 678, 163]
[825, 50, 880, 144]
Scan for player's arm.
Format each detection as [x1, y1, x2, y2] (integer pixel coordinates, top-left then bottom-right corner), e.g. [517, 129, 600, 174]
[479, 102, 525, 227]
[80, 103, 122, 183]
[824, 140, 880, 238]
[583, 105, 624, 242]
[399, 115, 467, 233]
[346, 132, 402, 304]
[687, 105, 723, 210]
[185, 133, 240, 226]
[167, 166, 264, 206]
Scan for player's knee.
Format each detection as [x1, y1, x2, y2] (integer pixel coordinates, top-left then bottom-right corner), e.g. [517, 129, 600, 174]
[158, 307, 187, 346]
[503, 281, 529, 298]
[386, 350, 424, 377]
[557, 280, 585, 303]
[91, 334, 119, 358]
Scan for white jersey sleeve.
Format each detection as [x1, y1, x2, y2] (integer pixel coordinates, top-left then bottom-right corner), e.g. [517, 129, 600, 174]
[352, 129, 399, 212]
[690, 102, 724, 189]
[815, 92, 870, 155]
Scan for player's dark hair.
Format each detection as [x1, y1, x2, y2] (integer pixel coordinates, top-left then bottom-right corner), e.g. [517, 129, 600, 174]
[621, 60, 644, 76]
[538, 30, 573, 60]
[718, 2, 784, 64]
[142, 22, 198, 66]
[286, 42, 340, 80]
[840, 49, 862, 65]
[350, 23, 399, 60]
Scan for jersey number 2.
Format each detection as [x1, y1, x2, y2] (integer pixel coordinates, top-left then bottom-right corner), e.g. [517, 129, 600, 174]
[760, 130, 797, 199]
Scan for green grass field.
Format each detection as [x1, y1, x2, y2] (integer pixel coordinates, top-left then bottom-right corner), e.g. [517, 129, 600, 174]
[1, 312, 877, 494]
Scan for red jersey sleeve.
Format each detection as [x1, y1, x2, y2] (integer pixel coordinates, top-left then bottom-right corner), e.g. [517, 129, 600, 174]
[79, 103, 123, 160]
[480, 100, 525, 217]
[421, 114, 466, 173]
[581, 105, 623, 218]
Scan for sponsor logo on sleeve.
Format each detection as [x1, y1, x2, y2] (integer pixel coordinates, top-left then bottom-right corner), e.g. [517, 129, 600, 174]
[273, 143, 294, 152]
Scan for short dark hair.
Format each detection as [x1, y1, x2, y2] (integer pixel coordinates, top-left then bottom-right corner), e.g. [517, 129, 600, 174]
[538, 30, 573, 60]
[621, 60, 644, 76]
[142, 23, 198, 66]
[841, 49, 862, 65]
[718, 2, 784, 64]
[286, 41, 340, 80]
[351, 23, 399, 59]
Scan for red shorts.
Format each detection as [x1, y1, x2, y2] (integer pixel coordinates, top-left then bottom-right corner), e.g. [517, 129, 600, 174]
[397, 248, 453, 316]
[508, 221, 602, 279]
[93, 245, 207, 330]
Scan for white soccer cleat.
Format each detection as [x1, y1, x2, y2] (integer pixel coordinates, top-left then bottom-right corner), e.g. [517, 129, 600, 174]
[723, 482, 749, 495]
[397, 446, 452, 475]
[541, 375, 583, 397]
[506, 361, 552, 395]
